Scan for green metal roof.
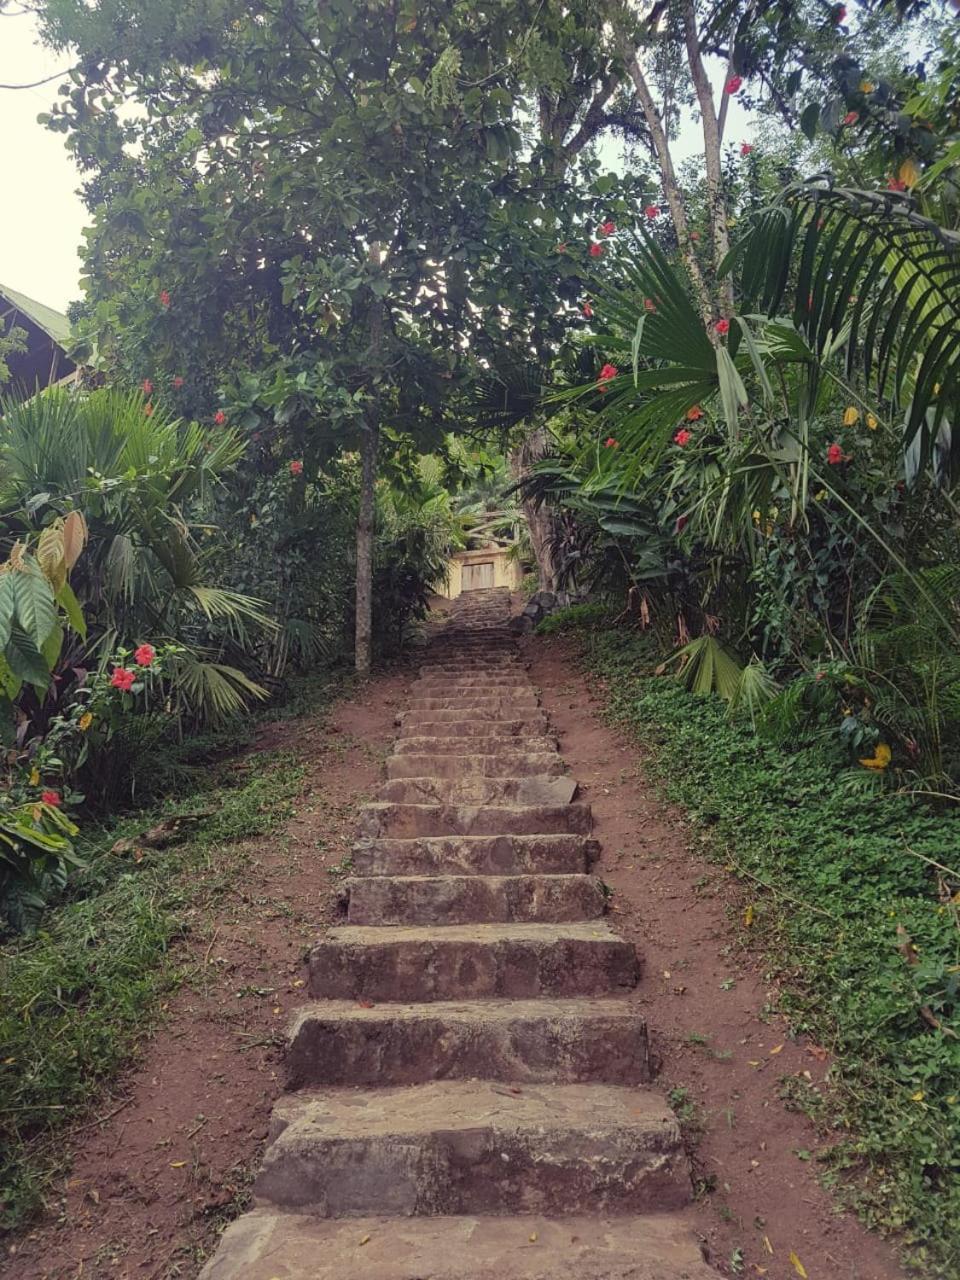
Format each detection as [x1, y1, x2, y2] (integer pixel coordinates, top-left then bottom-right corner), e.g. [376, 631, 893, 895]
[0, 283, 71, 346]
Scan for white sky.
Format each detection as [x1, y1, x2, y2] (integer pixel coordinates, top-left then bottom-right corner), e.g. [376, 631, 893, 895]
[0, 9, 749, 316]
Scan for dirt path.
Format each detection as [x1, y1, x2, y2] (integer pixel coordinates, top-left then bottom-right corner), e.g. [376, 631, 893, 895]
[524, 632, 906, 1280]
[3, 669, 409, 1280]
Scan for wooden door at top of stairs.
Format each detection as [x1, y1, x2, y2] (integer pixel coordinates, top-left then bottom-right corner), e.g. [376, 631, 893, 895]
[462, 561, 495, 591]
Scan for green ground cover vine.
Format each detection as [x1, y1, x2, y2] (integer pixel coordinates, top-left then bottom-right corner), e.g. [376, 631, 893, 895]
[549, 613, 960, 1278]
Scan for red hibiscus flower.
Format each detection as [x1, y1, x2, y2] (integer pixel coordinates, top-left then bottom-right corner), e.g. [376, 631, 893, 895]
[556, 242, 568, 253]
[111, 667, 135, 692]
[604, 437, 619, 449]
[214, 410, 227, 425]
[686, 405, 704, 421]
[725, 75, 743, 95]
[134, 643, 155, 667]
[714, 318, 730, 335]
[842, 111, 859, 126]
[644, 205, 659, 219]
[827, 442, 846, 464]
[159, 290, 171, 307]
[41, 790, 61, 807]
[589, 242, 604, 257]
[599, 220, 616, 236]
[833, 4, 846, 20]
[887, 177, 907, 192]
[597, 364, 618, 391]
[643, 297, 657, 313]
[674, 429, 692, 447]
[290, 460, 304, 476]
[740, 142, 753, 156]
[173, 376, 184, 389]
[582, 301, 594, 318]
[142, 378, 153, 394]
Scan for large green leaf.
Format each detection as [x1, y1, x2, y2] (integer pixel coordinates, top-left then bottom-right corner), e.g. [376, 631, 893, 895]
[11, 569, 58, 650]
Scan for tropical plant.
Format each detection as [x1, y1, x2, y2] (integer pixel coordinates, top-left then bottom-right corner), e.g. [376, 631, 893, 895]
[0, 387, 272, 724]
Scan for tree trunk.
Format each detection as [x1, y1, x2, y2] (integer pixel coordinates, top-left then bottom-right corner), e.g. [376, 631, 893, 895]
[612, 24, 716, 327]
[681, 0, 736, 318]
[354, 412, 379, 675]
[512, 426, 558, 594]
[355, 244, 383, 675]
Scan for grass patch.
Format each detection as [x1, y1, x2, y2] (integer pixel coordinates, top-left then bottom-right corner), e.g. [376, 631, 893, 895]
[0, 721, 317, 1231]
[555, 617, 960, 1278]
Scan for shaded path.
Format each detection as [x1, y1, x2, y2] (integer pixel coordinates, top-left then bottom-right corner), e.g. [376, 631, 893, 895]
[202, 588, 713, 1279]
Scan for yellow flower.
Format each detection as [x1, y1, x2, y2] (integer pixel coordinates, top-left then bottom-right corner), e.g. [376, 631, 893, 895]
[911, 1090, 925, 1102]
[859, 742, 892, 771]
[866, 413, 878, 430]
[752, 509, 762, 524]
[899, 157, 921, 189]
[29, 767, 40, 786]
[859, 80, 875, 93]
[842, 406, 860, 426]
[814, 488, 828, 501]
[78, 712, 94, 732]
[934, 382, 941, 395]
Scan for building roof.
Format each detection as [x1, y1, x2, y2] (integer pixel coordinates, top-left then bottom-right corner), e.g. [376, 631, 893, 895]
[1, 282, 71, 346]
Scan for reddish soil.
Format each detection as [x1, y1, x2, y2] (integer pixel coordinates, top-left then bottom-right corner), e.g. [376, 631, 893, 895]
[523, 632, 906, 1280]
[3, 666, 411, 1280]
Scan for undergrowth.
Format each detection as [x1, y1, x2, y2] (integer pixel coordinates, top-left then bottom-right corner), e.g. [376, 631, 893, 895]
[552, 615, 960, 1278]
[0, 679, 330, 1231]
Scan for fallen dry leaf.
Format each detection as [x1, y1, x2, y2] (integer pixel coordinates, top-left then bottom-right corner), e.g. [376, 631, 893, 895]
[358, 1234, 371, 1246]
[763, 1235, 773, 1254]
[789, 1250, 808, 1278]
[769, 1043, 784, 1055]
[170, 1161, 186, 1168]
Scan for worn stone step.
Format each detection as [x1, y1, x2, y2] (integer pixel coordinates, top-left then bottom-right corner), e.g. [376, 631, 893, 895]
[351, 833, 598, 877]
[399, 716, 550, 738]
[375, 776, 577, 807]
[344, 872, 605, 925]
[394, 734, 558, 755]
[357, 801, 591, 839]
[308, 921, 637, 1000]
[285, 997, 650, 1088]
[385, 753, 565, 779]
[200, 1211, 715, 1280]
[413, 674, 531, 689]
[405, 695, 541, 714]
[417, 665, 522, 675]
[255, 1082, 687, 1217]
[399, 705, 547, 726]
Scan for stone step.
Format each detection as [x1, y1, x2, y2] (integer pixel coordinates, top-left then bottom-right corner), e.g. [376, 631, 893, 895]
[285, 997, 650, 1088]
[200, 1211, 715, 1280]
[308, 921, 637, 1000]
[394, 734, 559, 755]
[405, 694, 541, 712]
[357, 802, 591, 839]
[399, 716, 550, 737]
[344, 872, 605, 925]
[413, 674, 531, 689]
[351, 833, 598, 877]
[385, 753, 565, 779]
[255, 1082, 688, 1217]
[399, 705, 547, 726]
[375, 776, 577, 807]
[417, 665, 522, 675]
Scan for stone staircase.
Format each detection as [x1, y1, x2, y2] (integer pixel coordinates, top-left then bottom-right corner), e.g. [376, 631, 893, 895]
[201, 587, 715, 1279]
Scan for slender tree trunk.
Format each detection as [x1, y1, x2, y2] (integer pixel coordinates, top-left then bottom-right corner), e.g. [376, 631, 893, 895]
[681, 0, 736, 317]
[612, 24, 715, 327]
[355, 244, 383, 675]
[512, 426, 558, 594]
